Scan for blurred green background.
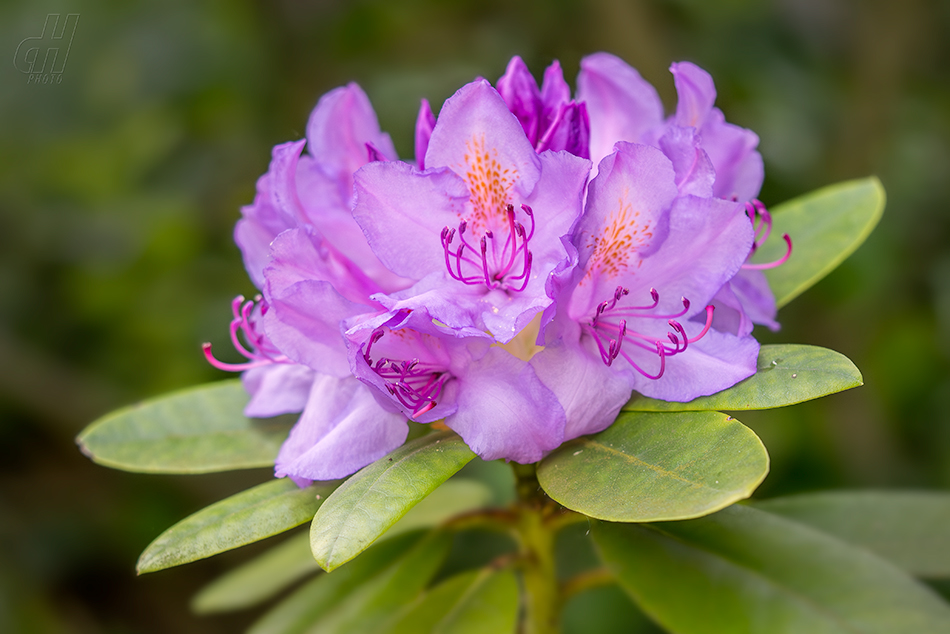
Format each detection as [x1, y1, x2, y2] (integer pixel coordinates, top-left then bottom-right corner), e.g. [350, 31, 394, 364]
[1, 0, 949, 631]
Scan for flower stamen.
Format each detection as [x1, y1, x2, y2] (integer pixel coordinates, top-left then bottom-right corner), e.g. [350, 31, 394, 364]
[584, 286, 714, 379]
[203, 295, 291, 372]
[441, 204, 535, 292]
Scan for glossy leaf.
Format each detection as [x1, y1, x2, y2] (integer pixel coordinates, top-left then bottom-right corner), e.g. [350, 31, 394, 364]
[594, 505, 950, 633]
[192, 531, 316, 613]
[537, 411, 768, 522]
[247, 532, 425, 634]
[384, 478, 492, 539]
[77, 380, 292, 473]
[311, 430, 475, 571]
[625, 345, 862, 412]
[756, 491, 950, 578]
[384, 568, 519, 634]
[754, 177, 885, 308]
[138, 479, 336, 574]
[308, 531, 453, 634]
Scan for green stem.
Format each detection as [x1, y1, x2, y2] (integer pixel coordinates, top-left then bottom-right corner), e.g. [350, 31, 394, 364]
[511, 462, 559, 634]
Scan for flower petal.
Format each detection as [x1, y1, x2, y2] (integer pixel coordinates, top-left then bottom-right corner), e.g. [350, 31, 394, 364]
[235, 140, 308, 287]
[657, 126, 715, 197]
[530, 330, 635, 441]
[353, 160, 470, 280]
[577, 53, 664, 168]
[414, 98, 437, 170]
[629, 327, 760, 402]
[446, 348, 565, 463]
[306, 83, 397, 198]
[497, 55, 543, 145]
[425, 78, 542, 207]
[242, 363, 315, 418]
[670, 61, 717, 129]
[275, 374, 408, 483]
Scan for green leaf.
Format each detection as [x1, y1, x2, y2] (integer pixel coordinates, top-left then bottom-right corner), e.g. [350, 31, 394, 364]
[309, 531, 453, 634]
[192, 531, 317, 613]
[384, 478, 493, 539]
[311, 430, 475, 571]
[755, 491, 950, 578]
[247, 531, 425, 634]
[754, 176, 885, 308]
[537, 411, 768, 522]
[137, 479, 336, 574]
[76, 380, 292, 473]
[594, 505, 950, 633]
[384, 568, 519, 634]
[625, 344, 863, 412]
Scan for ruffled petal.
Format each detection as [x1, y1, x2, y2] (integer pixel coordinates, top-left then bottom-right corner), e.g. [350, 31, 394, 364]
[629, 327, 759, 402]
[670, 61, 717, 129]
[234, 140, 307, 287]
[305, 83, 397, 199]
[414, 98, 437, 170]
[530, 328, 635, 441]
[425, 78, 542, 206]
[275, 374, 408, 483]
[353, 160, 470, 280]
[446, 348, 565, 463]
[577, 52, 664, 168]
[497, 55, 543, 145]
[242, 363, 315, 418]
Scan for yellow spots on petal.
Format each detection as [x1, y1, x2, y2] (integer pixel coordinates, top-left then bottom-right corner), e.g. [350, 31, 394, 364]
[460, 134, 516, 234]
[583, 190, 652, 283]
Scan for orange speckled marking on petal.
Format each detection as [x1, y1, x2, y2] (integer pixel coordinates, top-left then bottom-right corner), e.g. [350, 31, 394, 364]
[583, 190, 652, 283]
[459, 135, 516, 234]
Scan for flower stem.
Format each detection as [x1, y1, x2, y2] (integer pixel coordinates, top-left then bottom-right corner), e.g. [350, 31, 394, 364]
[511, 463, 559, 634]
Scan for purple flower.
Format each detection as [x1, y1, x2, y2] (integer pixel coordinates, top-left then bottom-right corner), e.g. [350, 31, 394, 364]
[577, 53, 788, 332]
[353, 78, 591, 343]
[533, 142, 760, 440]
[346, 308, 565, 463]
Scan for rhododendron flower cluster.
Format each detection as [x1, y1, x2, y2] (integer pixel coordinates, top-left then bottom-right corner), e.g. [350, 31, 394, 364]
[204, 53, 789, 484]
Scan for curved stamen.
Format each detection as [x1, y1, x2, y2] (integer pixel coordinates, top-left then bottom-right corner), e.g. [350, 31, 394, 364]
[203, 295, 290, 372]
[440, 204, 534, 292]
[585, 288, 715, 379]
[361, 328, 451, 420]
[742, 233, 792, 270]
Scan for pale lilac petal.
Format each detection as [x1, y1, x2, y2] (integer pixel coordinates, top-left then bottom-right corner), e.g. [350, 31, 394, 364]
[497, 56, 543, 145]
[305, 83, 397, 198]
[540, 60, 571, 132]
[536, 102, 591, 159]
[294, 155, 413, 294]
[477, 149, 590, 341]
[234, 140, 307, 287]
[446, 348, 565, 463]
[530, 328, 635, 441]
[569, 143, 678, 319]
[414, 98, 437, 170]
[275, 374, 408, 483]
[577, 53, 664, 167]
[710, 282, 754, 338]
[424, 79, 542, 203]
[264, 227, 381, 305]
[353, 160, 470, 279]
[729, 269, 779, 331]
[701, 108, 764, 201]
[242, 363, 315, 417]
[263, 272, 370, 376]
[631, 193, 754, 316]
[630, 327, 759, 402]
[670, 61, 717, 129]
[657, 126, 715, 197]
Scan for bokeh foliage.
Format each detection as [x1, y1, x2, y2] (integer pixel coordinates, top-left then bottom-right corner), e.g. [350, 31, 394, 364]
[2, 0, 949, 631]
